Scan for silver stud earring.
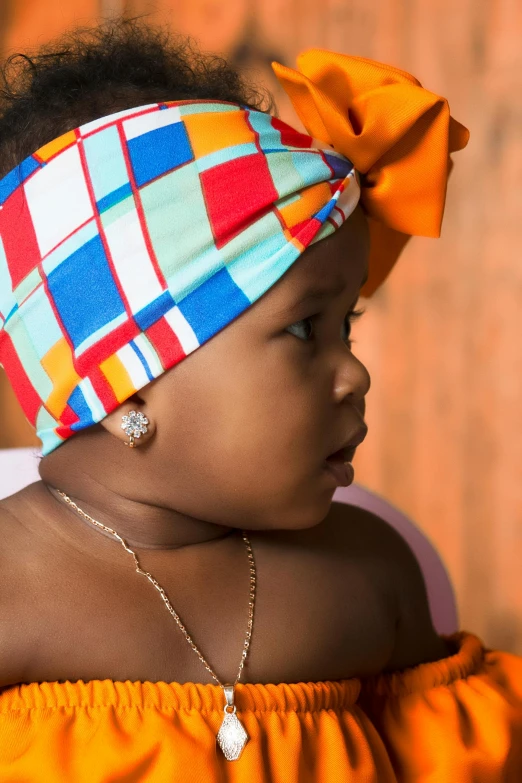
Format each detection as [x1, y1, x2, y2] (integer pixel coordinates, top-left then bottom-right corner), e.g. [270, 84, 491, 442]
[121, 410, 149, 448]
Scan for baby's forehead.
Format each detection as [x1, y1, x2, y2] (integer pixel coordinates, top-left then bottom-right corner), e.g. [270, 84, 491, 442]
[258, 252, 367, 328]
[277, 216, 369, 299]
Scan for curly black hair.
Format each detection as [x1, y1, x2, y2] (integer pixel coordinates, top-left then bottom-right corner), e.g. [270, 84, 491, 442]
[0, 16, 275, 178]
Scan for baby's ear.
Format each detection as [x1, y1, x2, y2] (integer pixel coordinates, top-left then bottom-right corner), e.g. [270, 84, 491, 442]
[99, 399, 155, 447]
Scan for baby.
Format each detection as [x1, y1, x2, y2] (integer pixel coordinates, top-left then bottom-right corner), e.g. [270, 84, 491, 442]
[0, 17, 520, 782]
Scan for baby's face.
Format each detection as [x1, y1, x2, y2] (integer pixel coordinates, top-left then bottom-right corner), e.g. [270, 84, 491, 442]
[125, 206, 371, 531]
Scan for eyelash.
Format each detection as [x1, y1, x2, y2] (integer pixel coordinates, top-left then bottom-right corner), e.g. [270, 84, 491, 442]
[287, 307, 366, 347]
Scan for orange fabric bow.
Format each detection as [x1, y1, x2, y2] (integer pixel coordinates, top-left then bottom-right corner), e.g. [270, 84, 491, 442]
[272, 49, 470, 298]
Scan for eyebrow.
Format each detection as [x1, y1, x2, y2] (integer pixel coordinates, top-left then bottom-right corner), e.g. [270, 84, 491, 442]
[278, 267, 369, 318]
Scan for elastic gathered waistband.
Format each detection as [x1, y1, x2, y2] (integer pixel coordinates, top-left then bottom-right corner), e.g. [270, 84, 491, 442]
[0, 632, 486, 712]
[0, 676, 362, 713]
[360, 631, 486, 698]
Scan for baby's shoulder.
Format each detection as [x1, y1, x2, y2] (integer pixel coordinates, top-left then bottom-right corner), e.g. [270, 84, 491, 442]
[280, 501, 450, 672]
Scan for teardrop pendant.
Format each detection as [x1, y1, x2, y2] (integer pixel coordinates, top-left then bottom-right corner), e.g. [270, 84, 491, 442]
[216, 684, 248, 761]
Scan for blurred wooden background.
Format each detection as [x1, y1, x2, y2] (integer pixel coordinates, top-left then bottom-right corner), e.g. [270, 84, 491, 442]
[1, 0, 521, 653]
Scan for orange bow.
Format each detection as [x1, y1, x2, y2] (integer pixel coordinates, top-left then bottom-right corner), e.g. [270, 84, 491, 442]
[272, 49, 470, 298]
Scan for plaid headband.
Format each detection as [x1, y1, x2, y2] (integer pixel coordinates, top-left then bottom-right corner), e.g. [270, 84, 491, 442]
[0, 98, 360, 455]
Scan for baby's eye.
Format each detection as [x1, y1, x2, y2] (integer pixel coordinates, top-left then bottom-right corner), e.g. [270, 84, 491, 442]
[287, 308, 366, 347]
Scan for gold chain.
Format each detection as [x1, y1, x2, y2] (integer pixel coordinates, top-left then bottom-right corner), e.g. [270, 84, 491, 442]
[54, 489, 256, 688]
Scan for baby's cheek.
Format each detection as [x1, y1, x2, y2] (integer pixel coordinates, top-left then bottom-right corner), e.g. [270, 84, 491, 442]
[213, 346, 324, 464]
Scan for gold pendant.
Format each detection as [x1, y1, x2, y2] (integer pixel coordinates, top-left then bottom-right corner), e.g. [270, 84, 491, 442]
[216, 684, 248, 761]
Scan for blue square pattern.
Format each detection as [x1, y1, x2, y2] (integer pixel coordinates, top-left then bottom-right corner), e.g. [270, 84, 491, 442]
[323, 152, 353, 179]
[97, 183, 133, 214]
[0, 155, 41, 206]
[46, 234, 127, 349]
[128, 121, 194, 188]
[177, 266, 250, 346]
[133, 289, 177, 331]
[68, 385, 96, 430]
[313, 199, 337, 224]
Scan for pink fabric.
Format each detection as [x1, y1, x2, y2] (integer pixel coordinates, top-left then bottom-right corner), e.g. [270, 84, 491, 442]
[0, 447, 41, 496]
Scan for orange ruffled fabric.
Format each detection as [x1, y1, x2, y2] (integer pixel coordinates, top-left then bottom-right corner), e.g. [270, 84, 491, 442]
[0, 632, 521, 782]
[272, 50, 470, 298]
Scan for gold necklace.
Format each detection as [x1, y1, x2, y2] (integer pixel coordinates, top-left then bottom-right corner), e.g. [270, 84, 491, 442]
[53, 488, 256, 762]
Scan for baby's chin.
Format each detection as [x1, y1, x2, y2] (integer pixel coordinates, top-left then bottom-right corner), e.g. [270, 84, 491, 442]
[244, 496, 335, 533]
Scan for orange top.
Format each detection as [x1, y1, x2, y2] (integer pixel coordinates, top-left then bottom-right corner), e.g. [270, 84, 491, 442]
[0, 631, 521, 781]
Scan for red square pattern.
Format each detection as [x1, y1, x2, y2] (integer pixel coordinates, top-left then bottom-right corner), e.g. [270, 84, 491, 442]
[0, 187, 42, 289]
[200, 153, 279, 249]
[59, 404, 81, 427]
[271, 117, 313, 150]
[288, 217, 322, 245]
[146, 316, 186, 369]
[74, 318, 140, 377]
[88, 366, 121, 413]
